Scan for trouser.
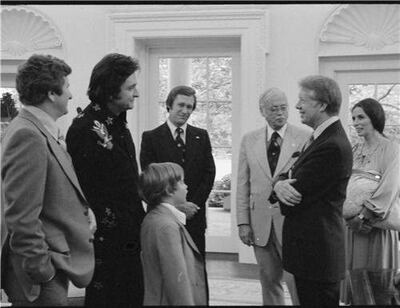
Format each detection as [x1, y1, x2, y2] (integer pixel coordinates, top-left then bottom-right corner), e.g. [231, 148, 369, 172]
[4, 267, 69, 307]
[253, 226, 299, 305]
[295, 276, 340, 307]
[188, 231, 209, 304]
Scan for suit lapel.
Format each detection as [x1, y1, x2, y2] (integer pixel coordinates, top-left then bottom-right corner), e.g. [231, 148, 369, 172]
[181, 224, 201, 254]
[252, 128, 271, 179]
[274, 124, 302, 175]
[293, 121, 338, 170]
[19, 110, 87, 202]
[185, 125, 199, 167]
[159, 123, 180, 163]
[155, 206, 201, 254]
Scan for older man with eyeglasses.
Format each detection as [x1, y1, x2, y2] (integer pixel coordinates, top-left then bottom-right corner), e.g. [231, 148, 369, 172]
[236, 87, 311, 305]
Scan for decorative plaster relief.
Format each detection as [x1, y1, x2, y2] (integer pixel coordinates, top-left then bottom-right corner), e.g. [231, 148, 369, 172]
[1, 6, 63, 56]
[320, 5, 400, 51]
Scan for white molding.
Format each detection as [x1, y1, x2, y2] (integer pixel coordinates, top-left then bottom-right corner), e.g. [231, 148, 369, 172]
[107, 9, 270, 144]
[1, 5, 64, 59]
[319, 4, 400, 56]
[107, 9, 269, 260]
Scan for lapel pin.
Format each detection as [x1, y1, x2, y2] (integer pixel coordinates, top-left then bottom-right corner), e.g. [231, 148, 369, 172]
[196, 136, 200, 139]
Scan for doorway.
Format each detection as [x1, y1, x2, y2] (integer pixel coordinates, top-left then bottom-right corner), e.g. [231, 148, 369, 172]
[147, 43, 240, 253]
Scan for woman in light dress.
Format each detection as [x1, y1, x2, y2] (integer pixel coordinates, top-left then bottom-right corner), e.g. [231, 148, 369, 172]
[341, 98, 400, 304]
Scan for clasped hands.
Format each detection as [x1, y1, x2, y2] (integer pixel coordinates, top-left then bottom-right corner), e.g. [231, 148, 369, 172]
[346, 216, 372, 234]
[175, 202, 200, 220]
[274, 179, 302, 206]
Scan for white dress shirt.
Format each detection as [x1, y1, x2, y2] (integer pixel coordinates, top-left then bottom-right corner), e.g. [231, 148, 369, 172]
[167, 119, 188, 144]
[313, 116, 340, 140]
[160, 202, 186, 225]
[266, 123, 287, 143]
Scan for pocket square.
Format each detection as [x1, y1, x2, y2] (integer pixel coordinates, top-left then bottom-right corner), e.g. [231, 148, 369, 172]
[292, 151, 301, 158]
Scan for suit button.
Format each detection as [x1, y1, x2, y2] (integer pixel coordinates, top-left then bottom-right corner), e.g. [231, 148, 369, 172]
[89, 238, 94, 243]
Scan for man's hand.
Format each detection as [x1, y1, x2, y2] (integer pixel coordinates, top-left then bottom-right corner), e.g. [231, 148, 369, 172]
[88, 208, 97, 235]
[238, 224, 254, 246]
[175, 202, 200, 220]
[274, 179, 302, 206]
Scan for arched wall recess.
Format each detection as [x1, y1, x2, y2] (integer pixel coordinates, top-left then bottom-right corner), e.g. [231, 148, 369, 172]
[1, 6, 64, 59]
[319, 4, 400, 56]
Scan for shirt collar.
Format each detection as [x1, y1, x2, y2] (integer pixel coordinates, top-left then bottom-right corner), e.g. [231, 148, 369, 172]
[23, 105, 60, 140]
[167, 118, 187, 140]
[88, 102, 126, 126]
[266, 123, 287, 141]
[160, 202, 186, 225]
[313, 116, 339, 140]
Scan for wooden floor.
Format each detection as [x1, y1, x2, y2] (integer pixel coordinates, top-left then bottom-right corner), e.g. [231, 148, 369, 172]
[67, 252, 260, 306]
[1, 253, 261, 306]
[206, 252, 259, 280]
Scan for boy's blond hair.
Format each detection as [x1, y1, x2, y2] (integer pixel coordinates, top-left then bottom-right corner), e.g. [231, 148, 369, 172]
[138, 162, 184, 208]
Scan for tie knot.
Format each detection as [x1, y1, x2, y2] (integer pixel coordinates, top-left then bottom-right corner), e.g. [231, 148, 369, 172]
[176, 127, 183, 135]
[271, 131, 280, 142]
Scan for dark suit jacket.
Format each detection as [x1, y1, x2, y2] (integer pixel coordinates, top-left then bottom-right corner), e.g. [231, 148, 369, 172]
[1, 109, 94, 301]
[279, 120, 352, 282]
[140, 122, 216, 236]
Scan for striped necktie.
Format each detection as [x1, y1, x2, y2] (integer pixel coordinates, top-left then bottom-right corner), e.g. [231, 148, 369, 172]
[268, 131, 281, 176]
[175, 127, 186, 165]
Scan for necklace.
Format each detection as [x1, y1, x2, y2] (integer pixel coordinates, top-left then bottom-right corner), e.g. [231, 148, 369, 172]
[357, 141, 380, 167]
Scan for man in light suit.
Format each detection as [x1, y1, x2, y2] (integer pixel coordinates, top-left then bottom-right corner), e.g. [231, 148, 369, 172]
[272, 76, 353, 306]
[140, 85, 216, 258]
[1, 54, 95, 306]
[236, 88, 310, 305]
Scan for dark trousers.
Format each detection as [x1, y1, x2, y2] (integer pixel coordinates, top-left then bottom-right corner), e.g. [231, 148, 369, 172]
[190, 231, 206, 258]
[295, 276, 340, 307]
[188, 231, 209, 304]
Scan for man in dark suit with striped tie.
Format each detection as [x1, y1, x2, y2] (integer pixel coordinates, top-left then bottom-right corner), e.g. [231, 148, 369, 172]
[140, 85, 216, 257]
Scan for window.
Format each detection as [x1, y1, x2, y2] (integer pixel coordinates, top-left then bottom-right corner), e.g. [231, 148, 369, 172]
[158, 56, 233, 236]
[348, 83, 400, 144]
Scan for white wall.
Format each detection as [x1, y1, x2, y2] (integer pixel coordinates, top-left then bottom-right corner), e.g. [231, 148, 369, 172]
[3, 4, 338, 263]
[26, 4, 336, 135]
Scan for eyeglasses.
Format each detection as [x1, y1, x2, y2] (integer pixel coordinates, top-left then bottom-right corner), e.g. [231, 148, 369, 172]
[268, 105, 288, 113]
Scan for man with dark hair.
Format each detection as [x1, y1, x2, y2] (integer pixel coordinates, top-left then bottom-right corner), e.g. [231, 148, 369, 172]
[66, 53, 145, 307]
[1, 54, 95, 306]
[271, 75, 353, 306]
[140, 85, 216, 257]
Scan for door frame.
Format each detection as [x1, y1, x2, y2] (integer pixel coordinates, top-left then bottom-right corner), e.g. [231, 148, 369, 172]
[147, 45, 240, 253]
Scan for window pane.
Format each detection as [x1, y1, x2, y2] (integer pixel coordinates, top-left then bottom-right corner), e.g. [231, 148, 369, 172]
[159, 58, 169, 101]
[158, 101, 168, 125]
[378, 84, 400, 126]
[190, 58, 207, 101]
[188, 101, 207, 129]
[208, 57, 232, 101]
[208, 101, 232, 148]
[349, 85, 376, 107]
